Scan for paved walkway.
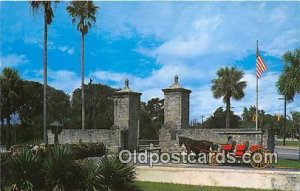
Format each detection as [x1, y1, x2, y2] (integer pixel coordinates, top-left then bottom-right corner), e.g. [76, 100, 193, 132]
[275, 146, 299, 160]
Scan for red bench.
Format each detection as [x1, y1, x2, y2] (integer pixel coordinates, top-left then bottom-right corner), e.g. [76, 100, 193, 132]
[235, 144, 246, 156]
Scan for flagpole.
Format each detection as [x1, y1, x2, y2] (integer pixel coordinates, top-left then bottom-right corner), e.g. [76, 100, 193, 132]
[256, 40, 259, 144]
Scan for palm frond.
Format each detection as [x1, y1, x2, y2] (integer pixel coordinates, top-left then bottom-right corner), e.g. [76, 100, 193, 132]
[67, 1, 99, 35]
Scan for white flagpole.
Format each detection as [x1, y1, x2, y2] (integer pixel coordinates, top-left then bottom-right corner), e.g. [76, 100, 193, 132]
[256, 40, 259, 144]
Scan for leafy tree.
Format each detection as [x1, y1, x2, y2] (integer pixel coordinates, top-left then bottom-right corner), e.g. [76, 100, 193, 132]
[277, 48, 300, 101]
[241, 106, 265, 128]
[0, 67, 23, 147]
[203, 107, 241, 129]
[67, 1, 99, 130]
[30, 1, 58, 144]
[140, 98, 164, 139]
[70, 83, 115, 129]
[211, 67, 247, 128]
[289, 111, 300, 139]
[17, 81, 70, 144]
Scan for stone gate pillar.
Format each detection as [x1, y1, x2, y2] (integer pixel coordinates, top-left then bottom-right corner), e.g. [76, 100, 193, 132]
[162, 75, 191, 129]
[159, 75, 191, 152]
[112, 79, 141, 151]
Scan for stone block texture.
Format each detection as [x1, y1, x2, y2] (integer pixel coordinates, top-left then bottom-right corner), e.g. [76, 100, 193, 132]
[47, 129, 122, 150]
[159, 127, 269, 152]
[112, 79, 141, 151]
[162, 76, 191, 129]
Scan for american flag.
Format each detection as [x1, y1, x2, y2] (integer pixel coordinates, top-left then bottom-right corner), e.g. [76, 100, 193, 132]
[256, 53, 267, 78]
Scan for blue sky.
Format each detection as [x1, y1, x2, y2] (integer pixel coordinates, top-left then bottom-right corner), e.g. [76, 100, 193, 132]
[1, 1, 299, 121]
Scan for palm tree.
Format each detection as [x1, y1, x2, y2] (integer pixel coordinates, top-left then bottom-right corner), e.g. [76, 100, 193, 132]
[98, 155, 136, 190]
[277, 48, 300, 101]
[276, 49, 299, 146]
[6, 148, 44, 190]
[30, 1, 58, 144]
[67, 1, 99, 130]
[43, 145, 81, 190]
[79, 159, 101, 190]
[0, 67, 23, 147]
[211, 67, 247, 129]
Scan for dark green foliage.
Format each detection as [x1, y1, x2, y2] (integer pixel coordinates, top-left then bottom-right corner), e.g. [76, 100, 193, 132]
[241, 106, 265, 128]
[5, 149, 44, 191]
[2, 145, 136, 190]
[17, 80, 71, 144]
[203, 107, 241, 129]
[8, 143, 107, 160]
[43, 145, 81, 191]
[30, 1, 57, 25]
[79, 159, 101, 191]
[0, 67, 24, 147]
[66, 1, 99, 35]
[277, 48, 300, 101]
[211, 67, 246, 129]
[140, 98, 164, 139]
[70, 84, 116, 129]
[1, 153, 9, 188]
[71, 142, 107, 159]
[98, 155, 136, 191]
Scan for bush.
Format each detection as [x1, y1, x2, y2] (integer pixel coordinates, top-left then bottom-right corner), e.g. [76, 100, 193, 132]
[7, 142, 107, 160]
[78, 159, 102, 190]
[5, 148, 44, 191]
[98, 155, 136, 191]
[71, 142, 107, 159]
[3, 144, 136, 190]
[43, 145, 81, 191]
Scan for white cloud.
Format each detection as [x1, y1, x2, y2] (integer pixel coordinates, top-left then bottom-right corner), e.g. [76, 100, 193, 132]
[22, 69, 80, 94]
[24, 38, 75, 55]
[90, 67, 300, 120]
[48, 70, 80, 93]
[58, 46, 75, 55]
[0, 54, 29, 68]
[99, 2, 299, 64]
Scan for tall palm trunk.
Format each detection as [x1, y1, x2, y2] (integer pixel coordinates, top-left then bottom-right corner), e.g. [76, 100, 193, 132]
[43, 10, 48, 144]
[81, 32, 85, 130]
[6, 115, 11, 148]
[225, 97, 230, 129]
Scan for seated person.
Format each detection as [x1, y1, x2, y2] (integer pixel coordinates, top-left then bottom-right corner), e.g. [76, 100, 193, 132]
[227, 136, 233, 145]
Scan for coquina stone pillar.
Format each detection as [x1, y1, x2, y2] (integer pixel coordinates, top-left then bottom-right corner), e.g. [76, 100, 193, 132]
[162, 75, 191, 129]
[112, 79, 141, 151]
[159, 75, 191, 152]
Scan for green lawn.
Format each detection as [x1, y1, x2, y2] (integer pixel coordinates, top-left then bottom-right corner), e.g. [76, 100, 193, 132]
[134, 181, 274, 191]
[275, 158, 300, 168]
[276, 141, 299, 147]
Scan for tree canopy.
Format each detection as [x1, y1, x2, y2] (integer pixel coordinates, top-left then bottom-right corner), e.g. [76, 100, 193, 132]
[211, 67, 247, 128]
[277, 48, 300, 101]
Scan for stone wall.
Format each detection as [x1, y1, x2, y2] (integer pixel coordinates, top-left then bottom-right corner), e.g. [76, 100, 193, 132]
[47, 129, 122, 151]
[159, 127, 269, 152]
[48, 79, 142, 152]
[136, 166, 300, 191]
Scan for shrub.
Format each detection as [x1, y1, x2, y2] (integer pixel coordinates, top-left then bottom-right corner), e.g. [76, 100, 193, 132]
[8, 142, 107, 160]
[72, 142, 107, 159]
[78, 159, 101, 191]
[98, 155, 136, 191]
[5, 148, 44, 190]
[43, 145, 81, 191]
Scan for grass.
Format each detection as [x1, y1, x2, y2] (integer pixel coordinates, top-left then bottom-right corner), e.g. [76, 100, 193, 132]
[276, 141, 299, 147]
[275, 158, 300, 168]
[134, 181, 273, 191]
